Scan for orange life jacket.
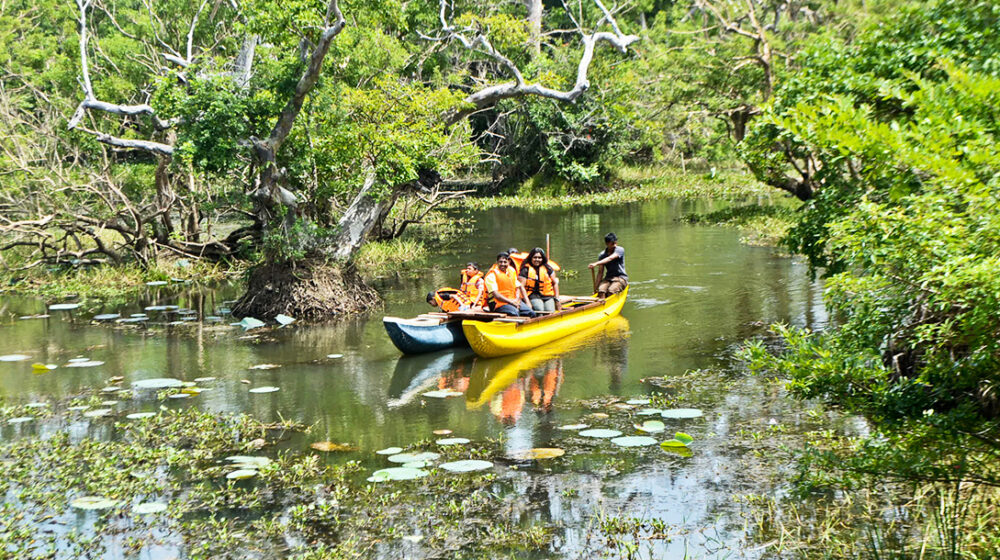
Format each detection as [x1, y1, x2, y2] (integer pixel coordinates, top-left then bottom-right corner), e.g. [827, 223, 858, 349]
[508, 252, 529, 271]
[459, 270, 485, 306]
[485, 265, 519, 305]
[433, 288, 471, 312]
[522, 264, 555, 297]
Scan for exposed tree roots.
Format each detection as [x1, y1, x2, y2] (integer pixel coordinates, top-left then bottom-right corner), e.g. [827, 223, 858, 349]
[232, 260, 379, 321]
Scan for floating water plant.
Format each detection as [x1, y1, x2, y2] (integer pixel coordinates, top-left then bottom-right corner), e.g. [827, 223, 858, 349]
[82, 408, 112, 418]
[636, 408, 664, 416]
[367, 467, 429, 482]
[66, 360, 104, 368]
[635, 420, 666, 433]
[579, 428, 623, 438]
[133, 378, 184, 390]
[0, 354, 31, 362]
[660, 432, 695, 448]
[126, 412, 156, 420]
[8, 417, 34, 424]
[556, 423, 589, 431]
[194, 377, 216, 383]
[626, 398, 651, 405]
[275, 314, 296, 326]
[376, 447, 403, 455]
[432, 429, 452, 435]
[31, 363, 57, 371]
[436, 437, 470, 446]
[48, 303, 80, 311]
[249, 364, 280, 370]
[25, 402, 48, 409]
[70, 496, 117, 510]
[326, 353, 343, 359]
[610, 436, 658, 447]
[249, 386, 280, 393]
[226, 469, 258, 480]
[387, 452, 440, 464]
[92, 313, 120, 321]
[660, 408, 703, 419]
[132, 502, 168, 514]
[439, 460, 493, 473]
[511, 448, 565, 460]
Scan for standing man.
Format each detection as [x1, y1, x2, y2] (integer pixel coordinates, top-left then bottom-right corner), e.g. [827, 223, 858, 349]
[485, 252, 536, 317]
[588, 232, 627, 299]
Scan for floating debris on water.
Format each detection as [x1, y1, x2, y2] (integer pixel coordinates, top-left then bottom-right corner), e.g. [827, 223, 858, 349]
[275, 314, 295, 326]
[237, 317, 266, 331]
[31, 363, 57, 372]
[66, 360, 104, 368]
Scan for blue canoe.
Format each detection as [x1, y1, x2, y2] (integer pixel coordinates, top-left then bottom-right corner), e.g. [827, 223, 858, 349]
[383, 314, 469, 355]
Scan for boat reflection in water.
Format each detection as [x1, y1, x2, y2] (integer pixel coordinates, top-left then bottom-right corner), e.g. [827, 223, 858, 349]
[386, 349, 475, 408]
[465, 316, 631, 420]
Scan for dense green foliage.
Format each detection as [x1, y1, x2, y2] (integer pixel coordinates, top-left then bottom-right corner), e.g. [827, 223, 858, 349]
[739, 4, 1000, 543]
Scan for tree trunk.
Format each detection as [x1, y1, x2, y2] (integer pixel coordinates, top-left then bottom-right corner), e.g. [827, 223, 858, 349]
[525, 0, 542, 55]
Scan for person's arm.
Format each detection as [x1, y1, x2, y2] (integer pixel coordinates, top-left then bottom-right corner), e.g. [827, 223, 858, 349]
[588, 250, 619, 269]
[552, 275, 562, 310]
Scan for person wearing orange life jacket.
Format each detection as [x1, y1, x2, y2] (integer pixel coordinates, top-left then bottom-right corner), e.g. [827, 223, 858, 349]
[506, 247, 529, 271]
[484, 252, 536, 317]
[458, 262, 486, 308]
[518, 247, 561, 313]
[426, 288, 472, 313]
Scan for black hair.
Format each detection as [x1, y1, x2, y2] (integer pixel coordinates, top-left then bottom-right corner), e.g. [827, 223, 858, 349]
[526, 247, 548, 267]
[507, 247, 519, 255]
[426, 292, 435, 304]
[466, 262, 479, 270]
[604, 232, 617, 243]
[496, 251, 510, 262]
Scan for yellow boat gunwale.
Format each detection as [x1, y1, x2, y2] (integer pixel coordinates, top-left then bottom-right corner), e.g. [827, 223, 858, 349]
[461, 286, 629, 358]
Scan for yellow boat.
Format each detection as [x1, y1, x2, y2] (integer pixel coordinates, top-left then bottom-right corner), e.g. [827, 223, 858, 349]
[460, 286, 629, 358]
[465, 316, 630, 409]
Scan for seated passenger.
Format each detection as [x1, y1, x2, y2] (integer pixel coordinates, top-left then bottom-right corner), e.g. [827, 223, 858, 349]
[459, 262, 486, 309]
[519, 247, 561, 313]
[426, 288, 472, 312]
[507, 247, 529, 271]
[484, 252, 536, 317]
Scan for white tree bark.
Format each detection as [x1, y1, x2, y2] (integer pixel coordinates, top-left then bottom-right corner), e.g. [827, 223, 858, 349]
[427, 0, 640, 125]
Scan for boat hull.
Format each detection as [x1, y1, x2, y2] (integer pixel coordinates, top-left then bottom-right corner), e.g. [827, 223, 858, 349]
[462, 286, 628, 358]
[383, 316, 468, 355]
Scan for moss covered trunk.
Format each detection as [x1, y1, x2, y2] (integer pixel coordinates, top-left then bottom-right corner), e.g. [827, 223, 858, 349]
[231, 260, 379, 321]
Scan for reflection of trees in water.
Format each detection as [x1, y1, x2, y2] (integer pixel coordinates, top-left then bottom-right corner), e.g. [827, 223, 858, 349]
[596, 330, 629, 391]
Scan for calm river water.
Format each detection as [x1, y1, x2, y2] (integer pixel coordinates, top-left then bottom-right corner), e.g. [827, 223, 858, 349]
[0, 196, 828, 558]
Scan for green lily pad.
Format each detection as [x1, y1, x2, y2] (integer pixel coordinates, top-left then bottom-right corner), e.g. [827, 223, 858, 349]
[132, 502, 168, 514]
[626, 398, 651, 405]
[662, 445, 694, 458]
[0, 354, 31, 362]
[367, 467, 429, 482]
[48, 303, 80, 311]
[660, 408, 703, 419]
[556, 423, 589, 431]
[93, 314, 120, 321]
[248, 386, 279, 393]
[126, 412, 156, 420]
[67, 405, 90, 412]
[275, 314, 296, 326]
[611, 436, 659, 447]
[635, 420, 666, 433]
[70, 496, 117, 510]
[145, 280, 168, 286]
[436, 437, 470, 446]
[578, 428, 623, 438]
[226, 456, 271, 469]
[82, 408, 112, 418]
[636, 408, 664, 416]
[8, 417, 34, 424]
[226, 469, 258, 480]
[661, 432, 695, 448]
[25, 402, 48, 409]
[439, 460, 494, 473]
[376, 447, 403, 455]
[402, 461, 431, 469]
[133, 378, 184, 390]
[387, 452, 440, 464]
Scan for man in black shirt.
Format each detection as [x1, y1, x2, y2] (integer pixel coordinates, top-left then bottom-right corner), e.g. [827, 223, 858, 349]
[588, 232, 628, 299]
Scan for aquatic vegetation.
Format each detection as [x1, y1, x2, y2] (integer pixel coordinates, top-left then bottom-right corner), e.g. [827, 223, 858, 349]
[310, 442, 358, 452]
[510, 448, 565, 460]
[439, 460, 493, 473]
[578, 429, 623, 438]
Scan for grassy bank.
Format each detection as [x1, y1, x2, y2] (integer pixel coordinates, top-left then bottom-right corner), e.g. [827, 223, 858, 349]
[684, 203, 799, 248]
[0, 258, 240, 303]
[456, 167, 774, 211]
